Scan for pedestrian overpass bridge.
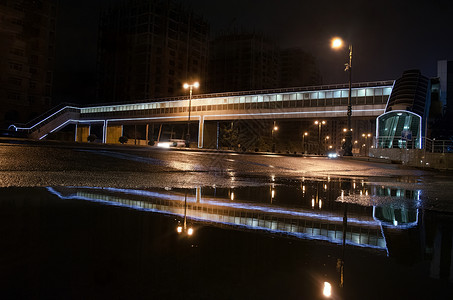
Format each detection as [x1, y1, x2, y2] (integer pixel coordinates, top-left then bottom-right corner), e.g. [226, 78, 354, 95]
[11, 80, 393, 148]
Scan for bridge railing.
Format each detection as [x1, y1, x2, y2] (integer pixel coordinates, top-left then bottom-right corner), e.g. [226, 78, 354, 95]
[374, 136, 453, 153]
[12, 105, 81, 136]
[93, 80, 395, 107]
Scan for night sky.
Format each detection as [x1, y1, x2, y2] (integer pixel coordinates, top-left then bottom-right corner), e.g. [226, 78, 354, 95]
[54, 0, 453, 104]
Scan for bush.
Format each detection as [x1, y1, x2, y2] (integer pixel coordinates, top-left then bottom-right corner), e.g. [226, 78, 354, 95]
[119, 136, 128, 144]
[87, 134, 97, 142]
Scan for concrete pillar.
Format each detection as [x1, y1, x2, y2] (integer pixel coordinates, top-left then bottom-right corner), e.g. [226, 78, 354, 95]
[106, 125, 123, 144]
[201, 120, 218, 149]
[76, 125, 90, 142]
[196, 187, 201, 203]
[198, 118, 204, 148]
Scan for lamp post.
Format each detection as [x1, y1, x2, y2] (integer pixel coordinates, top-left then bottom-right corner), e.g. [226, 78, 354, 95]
[177, 191, 194, 236]
[302, 132, 308, 154]
[362, 133, 372, 156]
[272, 121, 278, 152]
[314, 120, 326, 155]
[325, 135, 330, 153]
[183, 81, 199, 147]
[331, 37, 353, 156]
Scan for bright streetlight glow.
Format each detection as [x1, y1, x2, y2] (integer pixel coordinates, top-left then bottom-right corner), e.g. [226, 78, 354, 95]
[177, 226, 183, 233]
[187, 227, 194, 235]
[331, 37, 343, 49]
[323, 281, 332, 297]
[183, 82, 199, 89]
[273, 126, 278, 131]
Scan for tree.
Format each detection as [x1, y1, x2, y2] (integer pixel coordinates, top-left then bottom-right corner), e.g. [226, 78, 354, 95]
[87, 134, 97, 142]
[119, 136, 128, 144]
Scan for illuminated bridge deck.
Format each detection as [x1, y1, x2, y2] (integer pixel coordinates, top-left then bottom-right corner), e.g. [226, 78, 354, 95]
[13, 80, 394, 145]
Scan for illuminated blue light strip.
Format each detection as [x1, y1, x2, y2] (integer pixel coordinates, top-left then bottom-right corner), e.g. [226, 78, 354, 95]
[14, 106, 80, 130]
[372, 206, 419, 230]
[60, 186, 381, 227]
[204, 108, 385, 119]
[38, 119, 106, 140]
[46, 187, 387, 251]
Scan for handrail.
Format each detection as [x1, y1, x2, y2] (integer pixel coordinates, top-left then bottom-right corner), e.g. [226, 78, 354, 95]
[375, 136, 453, 153]
[91, 80, 395, 108]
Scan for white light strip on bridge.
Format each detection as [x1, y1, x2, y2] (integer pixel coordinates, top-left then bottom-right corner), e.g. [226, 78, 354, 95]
[38, 119, 105, 140]
[15, 106, 80, 131]
[203, 108, 385, 119]
[46, 187, 387, 251]
[61, 186, 381, 227]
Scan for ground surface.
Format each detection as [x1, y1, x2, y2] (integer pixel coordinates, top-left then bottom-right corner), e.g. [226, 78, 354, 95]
[1, 140, 452, 210]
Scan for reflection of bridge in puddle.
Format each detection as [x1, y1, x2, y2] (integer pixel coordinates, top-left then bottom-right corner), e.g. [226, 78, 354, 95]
[47, 185, 419, 253]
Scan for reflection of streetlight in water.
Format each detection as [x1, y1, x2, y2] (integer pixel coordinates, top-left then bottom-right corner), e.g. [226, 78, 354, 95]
[323, 180, 350, 298]
[177, 191, 194, 236]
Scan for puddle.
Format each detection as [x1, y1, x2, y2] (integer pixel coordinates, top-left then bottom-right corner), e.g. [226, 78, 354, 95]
[0, 181, 452, 299]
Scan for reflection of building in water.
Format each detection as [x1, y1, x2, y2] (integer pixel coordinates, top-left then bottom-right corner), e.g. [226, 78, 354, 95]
[47, 186, 387, 252]
[424, 211, 453, 282]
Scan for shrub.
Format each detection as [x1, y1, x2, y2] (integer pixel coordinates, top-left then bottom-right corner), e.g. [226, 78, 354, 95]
[119, 136, 128, 144]
[87, 134, 97, 142]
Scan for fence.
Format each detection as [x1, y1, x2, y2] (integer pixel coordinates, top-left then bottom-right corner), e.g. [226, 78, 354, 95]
[375, 136, 453, 153]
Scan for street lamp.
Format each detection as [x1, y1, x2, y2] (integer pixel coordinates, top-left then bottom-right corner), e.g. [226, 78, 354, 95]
[177, 192, 194, 236]
[302, 132, 308, 154]
[314, 120, 326, 155]
[331, 37, 353, 156]
[183, 81, 199, 147]
[272, 121, 278, 152]
[325, 135, 330, 153]
[362, 133, 372, 156]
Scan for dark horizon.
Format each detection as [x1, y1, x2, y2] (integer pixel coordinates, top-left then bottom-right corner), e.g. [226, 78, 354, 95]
[53, 0, 453, 104]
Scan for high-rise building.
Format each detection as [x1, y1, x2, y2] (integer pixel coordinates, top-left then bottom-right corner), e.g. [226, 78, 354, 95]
[0, 0, 57, 129]
[207, 32, 321, 93]
[208, 32, 280, 93]
[96, 0, 209, 103]
[279, 48, 322, 88]
[437, 60, 453, 114]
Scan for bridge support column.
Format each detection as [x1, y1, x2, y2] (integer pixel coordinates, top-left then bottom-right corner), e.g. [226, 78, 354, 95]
[200, 120, 217, 149]
[106, 124, 123, 144]
[76, 124, 90, 142]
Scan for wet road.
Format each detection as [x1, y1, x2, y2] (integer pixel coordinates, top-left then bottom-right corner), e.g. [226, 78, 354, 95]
[0, 140, 452, 210]
[1, 140, 453, 299]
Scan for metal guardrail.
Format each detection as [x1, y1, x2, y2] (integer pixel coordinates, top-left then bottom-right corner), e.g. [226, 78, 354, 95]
[93, 80, 395, 107]
[375, 136, 453, 153]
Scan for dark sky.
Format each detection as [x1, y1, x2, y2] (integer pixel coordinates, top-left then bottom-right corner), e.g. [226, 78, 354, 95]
[54, 0, 453, 103]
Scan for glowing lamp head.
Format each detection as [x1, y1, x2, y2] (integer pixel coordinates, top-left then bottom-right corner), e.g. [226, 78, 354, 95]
[331, 37, 343, 49]
[187, 227, 194, 236]
[273, 126, 278, 131]
[193, 82, 200, 89]
[177, 226, 183, 233]
[183, 83, 189, 89]
[323, 281, 332, 297]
